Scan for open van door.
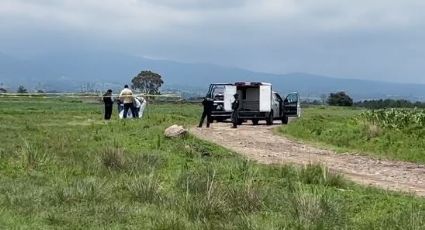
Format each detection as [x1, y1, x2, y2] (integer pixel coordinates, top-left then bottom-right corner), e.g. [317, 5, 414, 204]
[223, 85, 237, 112]
[283, 92, 300, 117]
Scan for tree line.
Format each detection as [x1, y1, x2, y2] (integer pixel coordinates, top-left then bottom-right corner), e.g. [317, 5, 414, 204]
[302, 91, 425, 109]
[354, 99, 425, 109]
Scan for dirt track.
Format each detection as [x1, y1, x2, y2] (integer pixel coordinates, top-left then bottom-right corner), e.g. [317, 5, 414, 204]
[190, 122, 425, 196]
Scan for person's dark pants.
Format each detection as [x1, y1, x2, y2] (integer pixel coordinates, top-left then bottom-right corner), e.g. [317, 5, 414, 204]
[123, 103, 137, 119]
[134, 107, 140, 118]
[198, 110, 211, 128]
[231, 111, 238, 128]
[104, 104, 113, 120]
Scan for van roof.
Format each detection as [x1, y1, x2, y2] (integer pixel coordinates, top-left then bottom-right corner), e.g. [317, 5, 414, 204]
[234, 82, 271, 86]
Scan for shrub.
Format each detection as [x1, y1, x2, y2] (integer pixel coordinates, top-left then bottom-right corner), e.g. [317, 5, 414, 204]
[327, 91, 353, 106]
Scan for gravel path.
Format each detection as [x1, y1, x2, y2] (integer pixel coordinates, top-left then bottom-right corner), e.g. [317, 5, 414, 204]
[190, 122, 425, 196]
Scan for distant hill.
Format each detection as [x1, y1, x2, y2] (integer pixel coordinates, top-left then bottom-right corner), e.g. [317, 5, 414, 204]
[0, 51, 424, 101]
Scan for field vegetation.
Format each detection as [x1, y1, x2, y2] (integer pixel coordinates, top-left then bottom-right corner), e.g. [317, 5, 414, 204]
[1, 98, 425, 229]
[280, 106, 425, 164]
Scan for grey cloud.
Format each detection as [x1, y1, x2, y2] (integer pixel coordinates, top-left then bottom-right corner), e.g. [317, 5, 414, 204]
[147, 0, 248, 10]
[0, 0, 425, 83]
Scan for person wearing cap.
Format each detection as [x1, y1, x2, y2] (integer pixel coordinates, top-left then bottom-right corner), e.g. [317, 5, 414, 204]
[198, 97, 214, 128]
[102, 89, 114, 120]
[119, 85, 137, 119]
[231, 93, 240, 128]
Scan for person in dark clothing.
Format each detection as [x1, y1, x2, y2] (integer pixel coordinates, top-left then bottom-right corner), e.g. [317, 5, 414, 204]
[103, 89, 113, 120]
[231, 93, 240, 128]
[198, 97, 214, 128]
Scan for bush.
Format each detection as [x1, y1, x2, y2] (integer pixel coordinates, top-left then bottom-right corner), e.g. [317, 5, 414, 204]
[17, 85, 28, 94]
[327, 91, 353, 106]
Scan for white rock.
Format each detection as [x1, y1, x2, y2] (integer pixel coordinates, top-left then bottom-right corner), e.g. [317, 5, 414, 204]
[164, 125, 187, 138]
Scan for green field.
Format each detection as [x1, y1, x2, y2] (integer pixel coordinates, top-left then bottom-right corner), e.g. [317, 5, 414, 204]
[279, 106, 425, 164]
[1, 98, 425, 229]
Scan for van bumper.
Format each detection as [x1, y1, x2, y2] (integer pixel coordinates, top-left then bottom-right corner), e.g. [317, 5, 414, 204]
[238, 111, 269, 119]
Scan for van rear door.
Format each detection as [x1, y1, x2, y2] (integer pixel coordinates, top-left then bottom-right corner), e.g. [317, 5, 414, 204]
[259, 85, 272, 112]
[223, 85, 237, 112]
[283, 92, 300, 117]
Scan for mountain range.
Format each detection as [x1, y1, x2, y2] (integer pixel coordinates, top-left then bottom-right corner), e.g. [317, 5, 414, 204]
[1, 51, 424, 101]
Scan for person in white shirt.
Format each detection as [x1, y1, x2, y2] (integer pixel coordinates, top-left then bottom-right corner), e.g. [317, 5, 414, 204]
[136, 96, 147, 118]
[119, 85, 137, 119]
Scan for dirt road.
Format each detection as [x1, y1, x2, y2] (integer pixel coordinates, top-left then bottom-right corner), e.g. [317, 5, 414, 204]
[190, 122, 425, 196]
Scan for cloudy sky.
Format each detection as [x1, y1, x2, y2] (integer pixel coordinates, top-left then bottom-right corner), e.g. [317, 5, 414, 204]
[0, 0, 424, 83]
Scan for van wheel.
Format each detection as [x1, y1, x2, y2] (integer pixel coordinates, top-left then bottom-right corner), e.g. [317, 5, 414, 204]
[266, 111, 273, 125]
[252, 119, 259, 125]
[282, 115, 288, 124]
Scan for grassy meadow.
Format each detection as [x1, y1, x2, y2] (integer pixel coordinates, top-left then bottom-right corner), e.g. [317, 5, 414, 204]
[280, 106, 425, 164]
[1, 98, 425, 229]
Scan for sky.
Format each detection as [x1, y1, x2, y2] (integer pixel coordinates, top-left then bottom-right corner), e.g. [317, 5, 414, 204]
[0, 0, 424, 84]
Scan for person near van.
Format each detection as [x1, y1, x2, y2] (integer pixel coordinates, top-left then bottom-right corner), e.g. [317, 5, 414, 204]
[231, 93, 240, 128]
[198, 97, 214, 128]
[103, 89, 114, 120]
[119, 85, 137, 119]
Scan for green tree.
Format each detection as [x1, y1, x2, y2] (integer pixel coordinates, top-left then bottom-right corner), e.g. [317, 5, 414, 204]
[17, 85, 28, 94]
[131, 70, 164, 94]
[327, 91, 353, 106]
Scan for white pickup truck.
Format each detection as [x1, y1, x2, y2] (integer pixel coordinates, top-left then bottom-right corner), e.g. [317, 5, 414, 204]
[207, 82, 300, 125]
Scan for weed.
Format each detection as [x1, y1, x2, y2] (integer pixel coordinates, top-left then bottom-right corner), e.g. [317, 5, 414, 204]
[125, 173, 164, 204]
[151, 212, 188, 230]
[100, 147, 126, 170]
[16, 140, 51, 170]
[288, 186, 344, 229]
[300, 164, 346, 188]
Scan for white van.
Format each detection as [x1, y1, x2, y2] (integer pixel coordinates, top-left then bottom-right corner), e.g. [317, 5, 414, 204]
[222, 82, 300, 125]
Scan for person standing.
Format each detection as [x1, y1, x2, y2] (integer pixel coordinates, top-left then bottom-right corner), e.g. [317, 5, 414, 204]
[119, 85, 137, 119]
[231, 93, 240, 128]
[138, 96, 147, 118]
[198, 97, 214, 128]
[133, 96, 141, 118]
[103, 89, 113, 120]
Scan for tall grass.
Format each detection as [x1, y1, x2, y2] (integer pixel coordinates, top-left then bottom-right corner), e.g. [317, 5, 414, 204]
[280, 106, 425, 163]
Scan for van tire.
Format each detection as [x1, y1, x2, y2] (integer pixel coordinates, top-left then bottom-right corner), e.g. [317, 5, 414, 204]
[266, 111, 273, 125]
[282, 115, 288, 124]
